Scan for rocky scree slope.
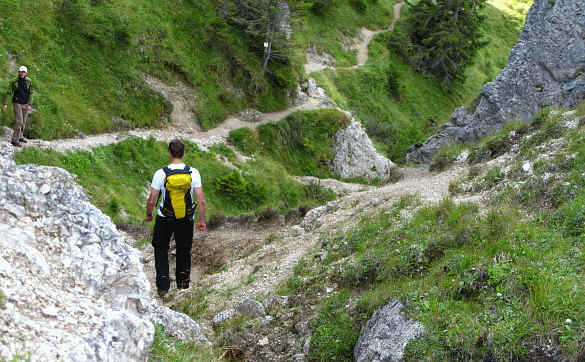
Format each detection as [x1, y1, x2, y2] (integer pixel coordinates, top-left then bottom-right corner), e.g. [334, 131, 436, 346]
[0, 143, 207, 361]
[407, 0, 585, 163]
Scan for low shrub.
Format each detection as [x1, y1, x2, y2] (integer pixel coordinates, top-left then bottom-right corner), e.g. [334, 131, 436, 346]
[310, 0, 335, 15]
[349, 0, 367, 13]
[228, 128, 261, 155]
[215, 171, 268, 210]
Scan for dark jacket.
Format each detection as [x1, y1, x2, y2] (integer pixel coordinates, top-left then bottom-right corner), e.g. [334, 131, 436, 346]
[3, 77, 34, 105]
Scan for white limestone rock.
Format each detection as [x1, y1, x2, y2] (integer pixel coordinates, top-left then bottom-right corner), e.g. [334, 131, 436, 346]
[354, 299, 425, 362]
[332, 121, 396, 181]
[0, 140, 207, 361]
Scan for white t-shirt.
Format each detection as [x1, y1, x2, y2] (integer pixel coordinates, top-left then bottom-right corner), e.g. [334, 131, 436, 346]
[151, 163, 202, 217]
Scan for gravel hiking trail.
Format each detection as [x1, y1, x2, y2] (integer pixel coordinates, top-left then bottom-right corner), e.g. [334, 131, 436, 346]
[15, 95, 330, 153]
[155, 164, 471, 335]
[304, 1, 404, 74]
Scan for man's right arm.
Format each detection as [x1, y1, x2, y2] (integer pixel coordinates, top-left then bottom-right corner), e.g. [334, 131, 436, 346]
[145, 188, 160, 223]
[145, 170, 163, 222]
[2, 81, 9, 110]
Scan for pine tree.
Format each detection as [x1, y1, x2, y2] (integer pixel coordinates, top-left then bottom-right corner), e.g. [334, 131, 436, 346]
[400, 0, 487, 84]
[220, 0, 292, 73]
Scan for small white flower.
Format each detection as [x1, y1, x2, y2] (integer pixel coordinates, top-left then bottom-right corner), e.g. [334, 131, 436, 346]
[565, 318, 572, 324]
[496, 293, 502, 298]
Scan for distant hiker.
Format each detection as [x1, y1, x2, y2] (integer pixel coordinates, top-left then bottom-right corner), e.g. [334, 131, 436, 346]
[145, 139, 207, 297]
[2, 66, 34, 147]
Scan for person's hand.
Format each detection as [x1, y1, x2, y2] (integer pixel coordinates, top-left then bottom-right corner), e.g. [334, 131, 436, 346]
[144, 215, 154, 223]
[197, 219, 206, 231]
[26, 105, 32, 111]
[2, 104, 6, 112]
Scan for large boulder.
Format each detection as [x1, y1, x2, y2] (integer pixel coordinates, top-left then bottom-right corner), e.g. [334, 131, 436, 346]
[0, 143, 207, 361]
[407, 0, 585, 163]
[354, 299, 425, 362]
[332, 120, 396, 181]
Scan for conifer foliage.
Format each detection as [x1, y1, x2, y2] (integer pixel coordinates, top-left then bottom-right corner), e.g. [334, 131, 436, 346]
[220, 0, 292, 72]
[390, 0, 487, 84]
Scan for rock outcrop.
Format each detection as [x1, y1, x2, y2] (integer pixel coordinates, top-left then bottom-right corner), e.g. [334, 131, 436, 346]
[0, 143, 207, 361]
[407, 0, 585, 163]
[354, 299, 425, 362]
[332, 119, 396, 181]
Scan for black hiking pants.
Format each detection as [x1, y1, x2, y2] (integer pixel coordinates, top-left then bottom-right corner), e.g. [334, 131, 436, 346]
[152, 216, 194, 292]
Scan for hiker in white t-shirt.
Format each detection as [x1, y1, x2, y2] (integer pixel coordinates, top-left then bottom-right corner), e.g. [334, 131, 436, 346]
[145, 139, 207, 297]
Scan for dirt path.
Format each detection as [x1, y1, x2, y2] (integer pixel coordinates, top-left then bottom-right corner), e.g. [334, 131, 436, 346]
[18, 95, 331, 153]
[143, 75, 200, 135]
[304, 1, 404, 74]
[167, 164, 468, 334]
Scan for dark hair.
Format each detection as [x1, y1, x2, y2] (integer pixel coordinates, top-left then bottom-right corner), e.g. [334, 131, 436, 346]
[168, 139, 185, 158]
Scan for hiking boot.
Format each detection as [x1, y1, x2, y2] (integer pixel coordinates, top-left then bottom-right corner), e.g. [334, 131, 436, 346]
[157, 288, 169, 297]
[177, 281, 189, 290]
[19, 138, 28, 143]
[10, 141, 21, 147]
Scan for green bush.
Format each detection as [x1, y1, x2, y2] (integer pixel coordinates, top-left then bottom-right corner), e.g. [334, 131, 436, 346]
[303, 181, 337, 203]
[310, 0, 335, 15]
[386, 66, 401, 99]
[230, 110, 350, 178]
[228, 128, 261, 155]
[349, 0, 367, 13]
[215, 171, 268, 210]
[550, 193, 585, 238]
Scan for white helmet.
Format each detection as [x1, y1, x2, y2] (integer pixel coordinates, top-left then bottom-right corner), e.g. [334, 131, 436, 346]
[18, 66, 28, 73]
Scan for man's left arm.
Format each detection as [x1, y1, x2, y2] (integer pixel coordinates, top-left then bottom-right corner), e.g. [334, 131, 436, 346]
[194, 187, 206, 231]
[145, 188, 160, 222]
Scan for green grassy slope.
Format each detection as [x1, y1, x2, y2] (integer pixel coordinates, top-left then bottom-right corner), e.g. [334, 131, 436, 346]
[281, 104, 585, 361]
[310, 0, 531, 163]
[14, 137, 336, 224]
[229, 109, 351, 179]
[0, 0, 299, 138]
[0, 0, 410, 140]
[292, 0, 401, 67]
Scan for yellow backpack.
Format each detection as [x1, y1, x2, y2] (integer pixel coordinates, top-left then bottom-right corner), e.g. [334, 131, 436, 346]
[160, 166, 195, 219]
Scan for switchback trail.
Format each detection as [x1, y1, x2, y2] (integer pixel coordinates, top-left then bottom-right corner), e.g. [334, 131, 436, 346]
[9, 1, 404, 155]
[16, 96, 330, 153]
[304, 1, 404, 74]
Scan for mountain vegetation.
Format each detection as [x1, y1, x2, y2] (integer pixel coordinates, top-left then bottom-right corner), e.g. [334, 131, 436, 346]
[14, 134, 337, 224]
[389, 0, 488, 84]
[1, 0, 528, 164]
[310, 0, 531, 162]
[10, 0, 579, 361]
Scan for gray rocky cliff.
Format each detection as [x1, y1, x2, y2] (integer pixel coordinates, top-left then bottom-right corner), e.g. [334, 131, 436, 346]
[0, 141, 207, 361]
[407, 0, 585, 163]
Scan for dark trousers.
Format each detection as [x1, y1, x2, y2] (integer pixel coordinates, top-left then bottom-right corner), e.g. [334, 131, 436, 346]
[152, 216, 194, 291]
